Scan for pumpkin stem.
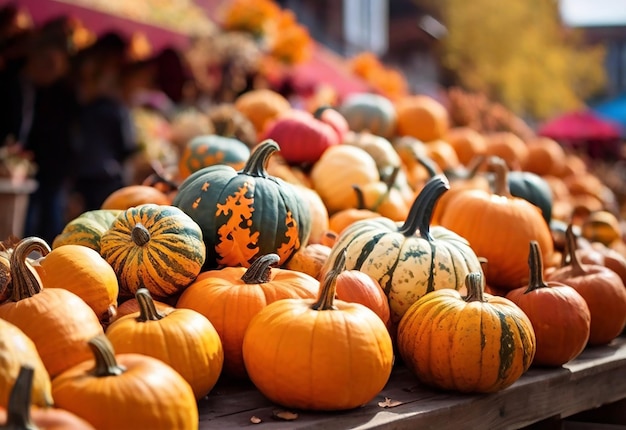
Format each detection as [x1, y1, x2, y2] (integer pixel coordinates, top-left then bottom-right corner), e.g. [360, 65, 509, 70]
[242, 139, 279, 177]
[525, 241, 549, 293]
[561, 224, 586, 275]
[241, 253, 280, 284]
[131, 224, 151, 246]
[88, 335, 126, 377]
[3, 366, 38, 430]
[415, 152, 440, 178]
[135, 288, 165, 322]
[486, 156, 512, 198]
[464, 272, 486, 303]
[398, 175, 449, 239]
[312, 105, 332, 120]
[9, 237, 50, 302]
[312, 249, 345, 311]
[351, 185, 368, 210]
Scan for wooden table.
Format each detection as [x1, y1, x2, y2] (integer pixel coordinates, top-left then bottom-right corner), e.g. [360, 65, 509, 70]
[198, 336, 626, 430]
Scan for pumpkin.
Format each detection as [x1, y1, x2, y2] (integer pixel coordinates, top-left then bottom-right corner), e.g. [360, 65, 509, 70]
[52, 335, 198, 430]
[342, 130, 402, 177]
[439, 157, 555, 290]
[234, 89, 291, 137]
[334, 269, 391, 327]
[168, 109, 214, 155]
[52, 209, 122, 253]
[325, 175, 483, 323]
[395, 94, 449, 142]
[523, 136, 566, 177]
[0, 240, 15, 304]
[106, 289, 224, 400]
[242, 251, 394, 410]
[0, 319, 52, 408]
[397, 272, 536, 393]
[444, 126, 488, 166]
[424, 139, 461, 172]
[112, 296, 173, 323]
[0, 237, 104, 378]
[338, 92, 397, 140]
[206, 103, 258, 149]
[173, 139, 311, 269]
[327, 203, 380, 237]
[294, 185, 329, 245]
[310, 144, 380, 214]
[100, 185, 171, 210]
[506, 170, 554, 224]
[547, 226, 626, 346]
[177, 134, 251, 181]
[0, 366, 95, 430]
[483, 132, 529, 171]
[176, 253, 319, 379]
[260, 109, 343, 165]
[37, 245, 119, 327]
[284, 243, 331, 280]
[100, 204, 206, 299]
[355, 168, 411, 221]
[506, 241, 591, 366]
[577, 241, 626, 287]
[580, 210, 622, 247]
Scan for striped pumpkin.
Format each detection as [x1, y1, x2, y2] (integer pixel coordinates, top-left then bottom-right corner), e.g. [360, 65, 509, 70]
[324, 175, 482, 324]
[397, 272, 536, 393]
[99, 204, 206, 299]
[173, 139, 311, 269]
[52, 210, 122, 252]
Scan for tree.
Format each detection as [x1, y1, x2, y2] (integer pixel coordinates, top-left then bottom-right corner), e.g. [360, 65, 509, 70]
[418, 0, 606, 120]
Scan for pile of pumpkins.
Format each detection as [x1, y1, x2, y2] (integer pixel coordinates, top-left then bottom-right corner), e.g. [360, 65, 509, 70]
[2, 88, 626, 428]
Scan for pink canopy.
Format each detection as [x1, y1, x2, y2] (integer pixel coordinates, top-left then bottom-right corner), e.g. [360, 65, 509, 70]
[538, 110, 622, 142]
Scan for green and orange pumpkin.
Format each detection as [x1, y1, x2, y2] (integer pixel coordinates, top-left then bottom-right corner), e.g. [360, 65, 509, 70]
[52, 209, 122, 253]
[177, 134, 251, 181]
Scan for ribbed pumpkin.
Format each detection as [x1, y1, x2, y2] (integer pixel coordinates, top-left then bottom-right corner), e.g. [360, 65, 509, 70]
[0, 237, 104, 378]
[100, 204, 206, 299]
[172, 139, 311, 269]
[439, 157, 554, 290]
[242, 252, 394, 411]
[52, 209, 122, 253]
[338, 92, 397, 139]
[106, 289, 224, 400]
[100, 185, 171, 210]
[0, 366, 95, 430]
[0, 319, 53, 408]
[324, 175, 482, 324]
[176, 253, 319, 379]
[398, 272, 536, 393]
[52, 335, 198, 430]
[37, 244, 119, 327]
[506, 241, 590, 366]
[177, 134, 251, 180]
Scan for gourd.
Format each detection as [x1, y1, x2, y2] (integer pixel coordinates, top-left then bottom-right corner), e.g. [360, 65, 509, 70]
[242, 251, 394, 410]
[397, 272, 536, 393]
[173, 139, 311, 269]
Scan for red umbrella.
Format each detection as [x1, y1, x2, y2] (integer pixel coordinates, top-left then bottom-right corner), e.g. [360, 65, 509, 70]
[538, 110, 622, 142]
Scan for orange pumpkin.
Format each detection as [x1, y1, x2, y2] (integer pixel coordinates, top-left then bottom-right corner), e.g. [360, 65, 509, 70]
[523, 136, 566, 177]
[284, 243, 331, 280]
[334, 269, 391, 327]
[100, 185, 171, 210]
[444, 127, 488, 166]
[234, 89, 291, 137]
[395, 94, 449, 142]
[483, 132, 529, 171]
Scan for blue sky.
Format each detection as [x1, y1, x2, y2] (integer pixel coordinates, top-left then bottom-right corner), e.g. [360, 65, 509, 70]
[560, 0, 626, 27]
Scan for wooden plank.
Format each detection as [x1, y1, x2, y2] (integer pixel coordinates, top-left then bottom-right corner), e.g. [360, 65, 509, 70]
[198, 337, 626, 429]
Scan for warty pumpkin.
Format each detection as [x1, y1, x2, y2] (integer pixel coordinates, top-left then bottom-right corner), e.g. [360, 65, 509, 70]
[0, 237, 104, 378]
[547, 225, 626, 346]
[324, 175, 483, 324]
[439, 157, 555, 290]
[177, 134, 251, 181]
[506, 241, 590, 366]
[176, 253, 319, 379]
[37, 244, 119, 327]
[51, 209, 122, 253]
[0, 366, 95, 430]
[0, 319, 52, 409]
[173, 139, 311, 269]
[242, 251, 394, 411]
[106, 288, 224, 400]
[397, 272, 536, 393]
[52, 335, 198, 430]
[99, 204, 206, 299]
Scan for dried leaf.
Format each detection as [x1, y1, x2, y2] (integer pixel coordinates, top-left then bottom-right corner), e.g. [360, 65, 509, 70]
[272, 409, 299, 421]
[378, 397, 402, 408]
[250, 416, 262, 424]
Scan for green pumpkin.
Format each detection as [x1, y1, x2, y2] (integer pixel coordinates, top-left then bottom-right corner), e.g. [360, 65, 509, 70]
[506, 171, 553, 224]
[178, 134, 251, 180]
[173, 139, 311, 270]
[99, 204, 206, 299]
[324, 175, 482, 323]
[339, 93, 397, 140]
[52, 209, 122, 252]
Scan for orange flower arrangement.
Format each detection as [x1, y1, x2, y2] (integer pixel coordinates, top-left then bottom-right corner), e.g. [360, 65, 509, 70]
[350, 52, 409, 100]
[219, 0, 281, 38]
[268, 10, 313, 65]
